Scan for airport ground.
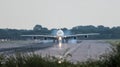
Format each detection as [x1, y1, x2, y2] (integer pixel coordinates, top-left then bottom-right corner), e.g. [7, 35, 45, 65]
[0, 39, 114, 63]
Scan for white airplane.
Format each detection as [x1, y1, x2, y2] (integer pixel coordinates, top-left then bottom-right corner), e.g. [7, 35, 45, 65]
[21, 29, 99, 43]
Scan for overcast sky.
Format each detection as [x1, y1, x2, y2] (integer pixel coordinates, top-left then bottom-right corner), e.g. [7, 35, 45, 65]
[0, 0, 120, 29]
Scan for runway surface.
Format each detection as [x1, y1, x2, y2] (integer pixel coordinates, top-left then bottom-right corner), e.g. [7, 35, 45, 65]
[0, 40, 112, 62]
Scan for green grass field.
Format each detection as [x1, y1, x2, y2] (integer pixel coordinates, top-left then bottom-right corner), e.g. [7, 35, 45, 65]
[105, 39, 120, 45]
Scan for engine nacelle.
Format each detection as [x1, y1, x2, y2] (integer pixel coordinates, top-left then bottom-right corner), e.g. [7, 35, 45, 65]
[84, 35, 88, 38]
[73, 37, 77, 39]
[44, 37, 47, 40]
[33, 37, 37, 39]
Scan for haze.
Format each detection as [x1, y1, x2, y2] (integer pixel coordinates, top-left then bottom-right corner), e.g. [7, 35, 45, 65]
[0, 0, 120, 29]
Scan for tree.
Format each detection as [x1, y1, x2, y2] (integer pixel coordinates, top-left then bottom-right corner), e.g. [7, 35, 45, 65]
[33, 25, 42, 31]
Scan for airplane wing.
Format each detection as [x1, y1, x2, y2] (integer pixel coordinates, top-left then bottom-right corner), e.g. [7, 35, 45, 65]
[21, 35, 57, 38]
[21, 33, 99, 39]
[63, 33, 99, 38]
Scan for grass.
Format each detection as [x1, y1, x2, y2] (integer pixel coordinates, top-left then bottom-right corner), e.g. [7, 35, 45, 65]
[0, 41, 120, 67]
[105, 39, 120, 45]
[0, 53, 76, 67]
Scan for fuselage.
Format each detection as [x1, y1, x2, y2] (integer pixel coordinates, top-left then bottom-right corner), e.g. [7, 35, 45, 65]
[56, 29, 64, 42]
[56, 29, 64, 37]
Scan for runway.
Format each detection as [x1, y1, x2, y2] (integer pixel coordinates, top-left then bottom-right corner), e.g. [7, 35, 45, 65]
[0, 40, 112, 62]
[34, 40, 112, 62]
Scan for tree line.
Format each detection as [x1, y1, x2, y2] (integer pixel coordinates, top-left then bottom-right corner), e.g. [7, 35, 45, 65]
[0, 25, 120, 40]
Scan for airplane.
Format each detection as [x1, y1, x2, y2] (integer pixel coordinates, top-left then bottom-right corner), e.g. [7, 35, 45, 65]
[21, 29, 99, 43]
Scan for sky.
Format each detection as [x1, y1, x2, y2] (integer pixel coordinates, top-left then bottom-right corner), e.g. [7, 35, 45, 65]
[0, 0, 120, 29]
